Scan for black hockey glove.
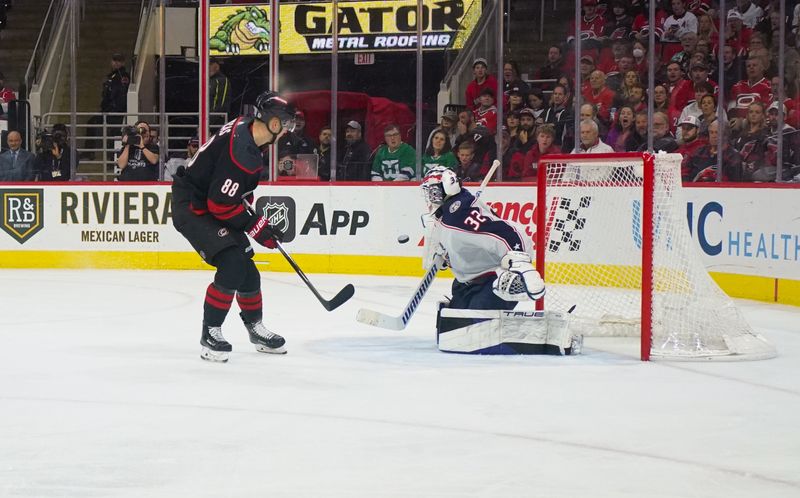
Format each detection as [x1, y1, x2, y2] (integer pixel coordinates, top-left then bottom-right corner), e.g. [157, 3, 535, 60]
[247, 215, 283, 249]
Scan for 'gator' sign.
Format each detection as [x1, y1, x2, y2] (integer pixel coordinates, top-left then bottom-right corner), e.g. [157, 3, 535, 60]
[208, 0, 482, 56]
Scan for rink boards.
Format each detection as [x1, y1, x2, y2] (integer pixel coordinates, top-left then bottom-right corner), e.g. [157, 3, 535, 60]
[0, 182, 798, 305]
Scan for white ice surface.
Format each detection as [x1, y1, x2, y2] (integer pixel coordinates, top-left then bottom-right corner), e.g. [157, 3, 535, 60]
[0, 269, 798, 498]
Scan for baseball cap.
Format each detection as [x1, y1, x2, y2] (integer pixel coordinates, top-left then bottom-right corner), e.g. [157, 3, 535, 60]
[509, 86, 523, 95]
[691, 61, 709, 71]
[345, 120, 361, 130]
[727, 10, 743, 21]
[519, 107, 535, 118]
[442, 110, 458, 121]
[768, 101, 786, 113]
[678, 115, 699, 127]
[188, 136, 200, 146]
[295, 110, 305, 119]
[473, 57, 488, 68]
[580, 54, 595, 64]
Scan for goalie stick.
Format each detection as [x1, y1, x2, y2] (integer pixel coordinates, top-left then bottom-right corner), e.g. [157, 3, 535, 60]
[244, 198, 354, 312]
[356, 160, 501, 330]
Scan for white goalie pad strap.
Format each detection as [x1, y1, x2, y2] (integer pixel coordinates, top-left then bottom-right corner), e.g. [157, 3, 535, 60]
[438, 309, 573, 353]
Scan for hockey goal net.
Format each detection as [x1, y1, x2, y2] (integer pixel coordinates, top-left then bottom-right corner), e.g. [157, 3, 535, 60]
[535, 152, 775, 361]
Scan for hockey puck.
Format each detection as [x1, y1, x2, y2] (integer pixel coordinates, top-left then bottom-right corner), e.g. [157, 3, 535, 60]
[397, 234, 410, 244]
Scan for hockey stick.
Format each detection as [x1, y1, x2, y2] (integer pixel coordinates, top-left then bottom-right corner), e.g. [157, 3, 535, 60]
[356, 160, 501, 330]
[244, 199, 354, 312]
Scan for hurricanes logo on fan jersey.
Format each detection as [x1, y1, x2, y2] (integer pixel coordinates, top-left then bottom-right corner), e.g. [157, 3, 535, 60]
[1, 189, 44, 244]
[255, 196, 296, 242]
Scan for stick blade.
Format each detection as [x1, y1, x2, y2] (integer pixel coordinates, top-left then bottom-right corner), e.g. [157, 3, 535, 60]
[356, 308, 406, 330]
[323, 284, 355, 311]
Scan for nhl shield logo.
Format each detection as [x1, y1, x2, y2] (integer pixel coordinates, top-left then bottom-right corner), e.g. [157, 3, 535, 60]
[255, 196, 296, 242]
[1, 189, 44, 244]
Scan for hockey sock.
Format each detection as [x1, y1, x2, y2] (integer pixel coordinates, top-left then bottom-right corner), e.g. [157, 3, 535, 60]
[204, 283, 235, 327]
[237, 290, 263, 324]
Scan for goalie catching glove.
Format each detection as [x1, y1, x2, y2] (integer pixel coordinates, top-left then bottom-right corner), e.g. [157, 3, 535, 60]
[492, 251, 545, 301]
[247, 214, 283, 249]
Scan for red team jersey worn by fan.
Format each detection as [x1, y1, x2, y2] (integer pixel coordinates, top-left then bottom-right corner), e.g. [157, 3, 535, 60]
[568, 14, 605, 43]
[465, 75, 499, 111]
[181, 117, 263, 230]
[728, 78, 772, 119]
[473, 106, 498, 132]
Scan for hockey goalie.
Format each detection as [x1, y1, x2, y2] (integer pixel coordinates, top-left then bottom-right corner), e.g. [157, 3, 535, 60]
[421, 166, 582, 356]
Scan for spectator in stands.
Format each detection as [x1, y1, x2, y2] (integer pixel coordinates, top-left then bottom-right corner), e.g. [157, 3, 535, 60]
[209, 58, 231, 126]
[605, 105, 636, 152]
[505, 111, 521, 140]
[117, 120, 158, 181]
[747, 33, 772, 70]
[556, 75, 575, 107]
[661, 0, 699, 61]
[732, 101, 769, 175]
[653, 83, 671, 113]
[371, 124, 415, 181]
[337, 121, 372, 181]
[426, 110, 458, 150]
[664, 61, 685, 95]
[568, 0, 606, 50]
[676, 115, 707, 161]
[453, 141, 482, 182]
[673, 61, 718, 112]
[542, 84, 574, 150]
[577, 119, 614, 153]
[604, 0, 634, 40]
[578, 55, 596, 94]
[583, 70, 616, 126]
[473, 88, 498, 133]
[730, 0, 763, 29]
[694, 38, 713, 65]
[712, 44, 746, 95]
[454, 109, 474, 144]
[0, 131, 35, 181]
[625, 110, 649, 151]
[580, 102, 606, 138]
[697, 93, 720, 136]
[503, 61, 530, 101]
[672, 32, 699, 73]
[527, 87, 547, 123]
[278, 110, 315, 158]
[728, 57, 772, 121]
[85, 53, 130, 159]
[684, 119, 744, 181]
[508, 87, 526, 113]
[34, 126, 73, 181]
[536, 45, 566, 89]
[643, 111, 680, 152]
[513, 108, 538, 156]
[782, 33, 800, 94]
[164, 136, 198, 182]
[676, 81, 725, 140]
[696, 13, 718, 44]
[606, 55, 637, 93]
[0, 71, 15, 119]
[725, 10, 752, 57]
[632, 40, 651, 79]
[510, 124, 559, 181]
[623, 81, 647, 112]
[422, 129, 457, 175]
[483, 126, 524, 180]
[316, 125, 333, 181]
[763, 101, 800, 181]
[465, 58, 498, 111]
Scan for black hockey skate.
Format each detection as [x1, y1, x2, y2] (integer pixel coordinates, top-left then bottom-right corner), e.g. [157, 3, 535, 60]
[200, 322, 232, 363]
[241, 313, 287, 354]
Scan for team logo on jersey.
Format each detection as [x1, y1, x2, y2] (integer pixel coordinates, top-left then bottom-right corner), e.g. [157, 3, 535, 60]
[546, 195, 591, 252]
[255, 196, 296, 242]
[217, 228, 229, 237]
[0, 189, 44, 244]
[449, 201, 461, 213]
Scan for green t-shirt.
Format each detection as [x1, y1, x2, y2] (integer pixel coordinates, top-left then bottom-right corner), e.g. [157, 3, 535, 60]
[422, 151, 457, 175]
[371, 143, 416, 181]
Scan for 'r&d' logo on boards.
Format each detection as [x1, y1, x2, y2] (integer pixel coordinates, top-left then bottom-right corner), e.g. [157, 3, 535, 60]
[1, 189, 44, 244]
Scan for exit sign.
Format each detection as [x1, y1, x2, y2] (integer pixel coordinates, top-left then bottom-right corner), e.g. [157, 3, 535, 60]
[354, 53, 375, 65]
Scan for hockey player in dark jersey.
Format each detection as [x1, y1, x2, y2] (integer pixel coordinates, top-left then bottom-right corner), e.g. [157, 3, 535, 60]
[171, 91, 295, 362]
[421, 166, 580, 355]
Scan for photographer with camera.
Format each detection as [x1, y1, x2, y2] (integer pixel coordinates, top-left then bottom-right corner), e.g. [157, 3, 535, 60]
[34, 125, 74, 181]
[116, 120, 159, 181]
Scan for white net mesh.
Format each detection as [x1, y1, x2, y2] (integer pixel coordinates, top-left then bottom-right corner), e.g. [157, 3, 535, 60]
[539, 152, 775, 361]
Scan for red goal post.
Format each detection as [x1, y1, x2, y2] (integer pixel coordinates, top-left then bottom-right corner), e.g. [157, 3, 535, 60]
[535, 152, 775, 361]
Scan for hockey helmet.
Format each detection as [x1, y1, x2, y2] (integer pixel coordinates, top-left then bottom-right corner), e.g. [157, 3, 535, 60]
[421, 166, 461, 213]
[252, 91, 296, 137]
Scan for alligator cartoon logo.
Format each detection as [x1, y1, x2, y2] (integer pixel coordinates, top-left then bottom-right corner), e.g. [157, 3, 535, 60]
[210, 7, 270, 54]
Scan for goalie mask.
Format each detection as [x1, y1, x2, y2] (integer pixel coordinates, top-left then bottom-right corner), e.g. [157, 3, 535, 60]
[421, 166, 461, 213]
[252, 91, 296, 143]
